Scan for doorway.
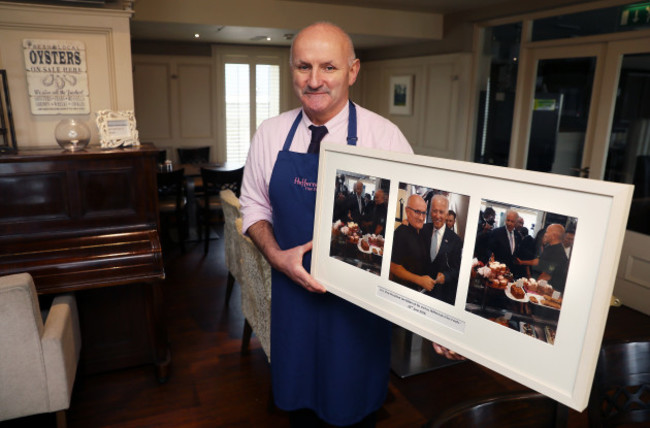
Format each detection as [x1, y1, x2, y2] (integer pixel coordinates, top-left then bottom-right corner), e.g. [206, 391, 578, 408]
[511, 35, 650, 314]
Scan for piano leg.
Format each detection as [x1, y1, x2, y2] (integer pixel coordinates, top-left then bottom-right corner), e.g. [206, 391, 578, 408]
[146, 280, 172, 383]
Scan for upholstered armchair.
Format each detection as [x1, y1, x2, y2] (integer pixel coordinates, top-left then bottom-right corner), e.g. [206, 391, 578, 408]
[220, 189, 271, 361]
[0, 273, 82, 427]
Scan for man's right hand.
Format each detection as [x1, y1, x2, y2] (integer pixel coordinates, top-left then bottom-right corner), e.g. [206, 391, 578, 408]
[247, 220, 326, 294]
[274, 241, 326, 293]
[417, 275, 436, 292]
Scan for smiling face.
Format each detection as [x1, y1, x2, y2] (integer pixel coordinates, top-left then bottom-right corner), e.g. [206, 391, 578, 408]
[430, 195, 449, 230]
[290, 23, 359, 125]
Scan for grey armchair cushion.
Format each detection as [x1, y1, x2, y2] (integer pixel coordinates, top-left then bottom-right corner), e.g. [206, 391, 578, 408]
[221, 190, 271, 361]
[0, 273, 81, 421]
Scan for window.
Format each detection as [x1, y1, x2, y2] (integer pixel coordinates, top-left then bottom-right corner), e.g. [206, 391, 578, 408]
[225, 64, 250, 165]
[224, 61, 280, 164]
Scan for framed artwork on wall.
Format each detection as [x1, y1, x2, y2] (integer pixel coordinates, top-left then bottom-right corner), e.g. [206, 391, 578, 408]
[389, 75, 413, 115]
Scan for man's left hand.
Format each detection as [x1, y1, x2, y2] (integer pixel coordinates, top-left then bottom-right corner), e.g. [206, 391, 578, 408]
[432, 343, 465, 361]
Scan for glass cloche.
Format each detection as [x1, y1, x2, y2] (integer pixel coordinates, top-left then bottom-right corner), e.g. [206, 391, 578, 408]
[55, 118, 91, 151]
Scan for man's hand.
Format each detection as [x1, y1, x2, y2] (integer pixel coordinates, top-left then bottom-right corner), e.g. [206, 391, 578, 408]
[247, 220, 326, 293]
[417, 275, 436, 292]
[274, 241, 326, 293]
[435, 272, 445, 284]
[432, 342, 465, 361]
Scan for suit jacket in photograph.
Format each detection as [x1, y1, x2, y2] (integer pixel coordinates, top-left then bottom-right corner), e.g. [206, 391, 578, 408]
[347, 193, 366, 224]
[421, 224, 463, 305]
[489, 226, 525, 277]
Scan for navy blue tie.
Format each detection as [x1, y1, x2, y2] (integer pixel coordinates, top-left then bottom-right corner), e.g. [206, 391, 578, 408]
[308, 125, 328, 154]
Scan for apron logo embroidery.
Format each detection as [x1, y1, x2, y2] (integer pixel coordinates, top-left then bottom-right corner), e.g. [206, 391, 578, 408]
[294, 176, 317, 191]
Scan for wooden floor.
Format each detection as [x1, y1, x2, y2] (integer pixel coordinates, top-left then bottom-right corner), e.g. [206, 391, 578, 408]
[3, 226, 649, 427]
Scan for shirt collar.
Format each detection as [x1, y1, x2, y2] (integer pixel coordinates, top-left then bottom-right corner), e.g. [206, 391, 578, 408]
[301, 101, 349, 129]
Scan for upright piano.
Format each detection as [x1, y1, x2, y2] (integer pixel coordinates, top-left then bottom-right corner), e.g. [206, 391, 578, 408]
[0, 143, 170, 380]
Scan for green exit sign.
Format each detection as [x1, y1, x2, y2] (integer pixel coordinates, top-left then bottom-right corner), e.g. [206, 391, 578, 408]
[620, 2, 650, 27]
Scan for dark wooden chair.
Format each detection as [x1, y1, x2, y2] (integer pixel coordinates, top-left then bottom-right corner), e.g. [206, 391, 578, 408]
[426, 391, 565, 428]
[157, 168, 188, 253]
[588, 338, 650, 427]
[177, 146, 210, 164]
[157, 148, 167, 165]
[197, 166, 244, 254]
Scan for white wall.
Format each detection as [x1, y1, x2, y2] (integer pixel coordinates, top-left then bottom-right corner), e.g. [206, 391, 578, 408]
[0, 2, 134, 148]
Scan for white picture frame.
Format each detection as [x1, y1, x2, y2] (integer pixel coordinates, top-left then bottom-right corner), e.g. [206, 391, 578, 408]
[95, 109, 140, 149]
[389, 75, 413, 115]
[311, 143, 633, 412]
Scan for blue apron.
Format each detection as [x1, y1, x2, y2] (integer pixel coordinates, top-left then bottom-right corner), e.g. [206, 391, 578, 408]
[268, 101, 391, 426]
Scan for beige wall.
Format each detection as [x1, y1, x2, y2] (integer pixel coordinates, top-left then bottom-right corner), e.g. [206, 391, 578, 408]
[0, 2, 134, 148]
[358, 53, 473, 160]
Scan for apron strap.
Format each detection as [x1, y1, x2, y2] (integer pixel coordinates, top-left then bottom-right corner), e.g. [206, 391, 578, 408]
[282, 110, 303, 151]
[282, 102, 358, 151]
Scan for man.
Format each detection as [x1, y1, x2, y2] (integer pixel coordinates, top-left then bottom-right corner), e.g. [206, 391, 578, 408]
[446, 209, 457, 232]
[361, 189, 388, 236]
[488, 209, 525, 278]
[562, 227, 575, 259]
[478, 207, 496, 233]
[514, 226, 536, 278]
[537, 224, 569, 293]
[240, 22, 413, 427]
[389, 194, 436, 293]
[515, 215, 525, 238]
[347, 180, 366, 223]
[333, 189, 349, 223]
[421, 195, 463, 304]
[474, 207, 495, 262]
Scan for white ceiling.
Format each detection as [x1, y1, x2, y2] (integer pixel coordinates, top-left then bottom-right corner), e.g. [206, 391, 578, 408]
[129, 0, 513, 49]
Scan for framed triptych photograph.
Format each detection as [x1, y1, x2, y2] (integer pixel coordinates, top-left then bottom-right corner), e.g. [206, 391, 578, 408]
[311, 143, 633, 411]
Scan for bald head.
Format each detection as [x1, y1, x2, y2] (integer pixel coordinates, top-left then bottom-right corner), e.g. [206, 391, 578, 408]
[543, 224, 565, 246]
[405, 194, 426, 231]
[290, 21, 360, 125]
[374, 189, 385, 205]
[290, 22, 356, 66]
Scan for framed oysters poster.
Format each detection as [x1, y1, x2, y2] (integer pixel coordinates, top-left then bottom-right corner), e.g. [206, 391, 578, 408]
[23, 39, 90, 115]
[311, 142, 633, 411]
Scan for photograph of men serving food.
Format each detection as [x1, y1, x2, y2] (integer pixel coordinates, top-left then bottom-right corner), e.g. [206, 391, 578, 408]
[467, 199, 578, 345]
[330, 170, 389, 276]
